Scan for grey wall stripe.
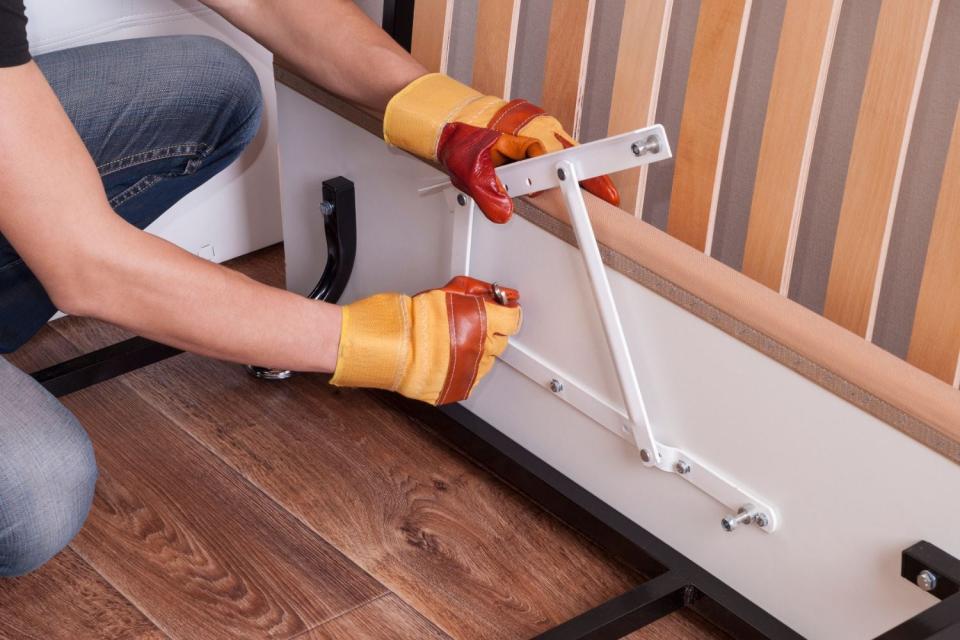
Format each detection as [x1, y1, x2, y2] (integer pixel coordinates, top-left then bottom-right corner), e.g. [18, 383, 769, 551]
[873, 0, 960, 359]
[711, 0, 786, 268]
[642, 0, 701, 232]
[579, 0, 626, 143]
[787, 0, 882, 314]
[447, 0, 478, 84]
[511, 0, 553, 104]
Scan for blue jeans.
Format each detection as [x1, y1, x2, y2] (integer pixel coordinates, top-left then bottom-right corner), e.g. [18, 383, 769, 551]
[0, 35, 263, 576]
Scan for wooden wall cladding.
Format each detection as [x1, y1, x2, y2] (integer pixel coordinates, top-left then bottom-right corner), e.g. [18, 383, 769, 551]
[406, 0, 960, 396]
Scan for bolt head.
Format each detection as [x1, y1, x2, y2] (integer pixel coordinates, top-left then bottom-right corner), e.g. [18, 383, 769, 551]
[549, 379, 564, 393]
[631, 142, 642, 156]
[917, 570, 938, 592]
[754, 513, 770, 528]
[639, 449, 651, 463]
[557, 167, 566, 180]
[721, 517, 736, 532]
[456, 194, 467, 206]
[674, 460, 691, 475]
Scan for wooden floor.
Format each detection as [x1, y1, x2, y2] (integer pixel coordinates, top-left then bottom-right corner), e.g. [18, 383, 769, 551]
[0, 245, 726, 640]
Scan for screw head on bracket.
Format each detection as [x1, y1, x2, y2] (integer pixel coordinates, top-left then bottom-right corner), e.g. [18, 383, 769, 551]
[549, 379, 564, 393]
[639, 449, 652, 463]
[721, 504, 758, 532]
[675, 460, 691, 475]
[917, 570, 938, 592]
[557, 167, 566, 181]
[754, 513, 770, 528]
[457, 194, 467, 206]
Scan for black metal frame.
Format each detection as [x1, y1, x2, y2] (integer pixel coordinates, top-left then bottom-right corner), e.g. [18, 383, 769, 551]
[31, 176, 357, 398]
[876, 541, 960, 639]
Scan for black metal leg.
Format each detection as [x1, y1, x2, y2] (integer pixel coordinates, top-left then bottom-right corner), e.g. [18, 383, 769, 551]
[875, 542, 960, 640]
[532, 572, 689, 640]
[381, 0, 415, 51]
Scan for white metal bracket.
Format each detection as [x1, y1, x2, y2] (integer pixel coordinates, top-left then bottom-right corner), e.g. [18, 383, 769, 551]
[443, 126, 779, 533]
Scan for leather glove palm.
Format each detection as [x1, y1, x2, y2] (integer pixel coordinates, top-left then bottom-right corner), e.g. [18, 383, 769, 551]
[383, 73, 620, 223]
[331, 277, 521, 405]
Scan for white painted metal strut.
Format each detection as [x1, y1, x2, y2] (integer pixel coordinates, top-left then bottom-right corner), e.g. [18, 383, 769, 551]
[444, 126, 779, 533]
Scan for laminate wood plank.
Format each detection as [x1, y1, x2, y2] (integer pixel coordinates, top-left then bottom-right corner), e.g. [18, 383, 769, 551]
[470, 0, 521, 98]
[908, 105, 960, 385]
[541, 0, 596, 137]
[298, 594, 450, 640]
[8, 330, 385, 640]
[666, 0, 752, 252]
[410, 0, 454, 73]
[47, 322, 646, 640]
[823, 0, 939, 338]
[607, 0, 673, 216]
[741, 0, 842, 293]
[0, 548, 165, 640]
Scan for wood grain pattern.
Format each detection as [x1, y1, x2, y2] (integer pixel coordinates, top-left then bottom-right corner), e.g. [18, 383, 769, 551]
[9, 329, 385, 640]
[666, 0, 752, 252]
[410, 0, 453, 73]
[541, 0, 597, 137]
[908, 105, 960, 385]
[823, 0, 939, 337]
[607, 0, 674, 216]
[741, 0, 842, 292]
[48, 325, 647, 640]
[470, 0, 521, 98]
[0, 549, 165, 640]
[299, 594, 450, 640]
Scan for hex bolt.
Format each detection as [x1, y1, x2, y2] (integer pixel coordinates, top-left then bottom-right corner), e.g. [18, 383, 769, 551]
[318, 201, 335, 216]
[557, 167, 566, 181]
[721, 504, 758, 532]
[639, 449, 652, 463]
[456, 194, 467, 206]
[917, 570, 938, 592]
[549, 379, 564, 393]
[753, 513, 770, 528]
[674, 460, 691, 475]
[630, 136, 661, 157]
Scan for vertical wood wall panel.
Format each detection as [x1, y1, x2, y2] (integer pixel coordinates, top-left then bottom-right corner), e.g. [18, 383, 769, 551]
[541, 0, 597, 138]
[823, 0, 939, 337]
[666, 0, 752, 252]
[741, 0, 842, 293]
[411, 0, 454, 73]
[908, 106, 960, 385]
[606, 0, 673, 216]
[471, 0, 521, 97]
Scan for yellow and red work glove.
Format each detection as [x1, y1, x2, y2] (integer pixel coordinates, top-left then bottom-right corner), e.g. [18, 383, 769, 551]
[331, 276, 521, 405]
[383, 73, 620, 223]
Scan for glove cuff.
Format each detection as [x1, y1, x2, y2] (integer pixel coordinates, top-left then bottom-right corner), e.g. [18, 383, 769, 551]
[383, 73, 503, 160]
[330, 293, 411, 391]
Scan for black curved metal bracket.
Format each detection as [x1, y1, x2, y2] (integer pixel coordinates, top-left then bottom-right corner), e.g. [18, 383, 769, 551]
[33, 176, 357, 397]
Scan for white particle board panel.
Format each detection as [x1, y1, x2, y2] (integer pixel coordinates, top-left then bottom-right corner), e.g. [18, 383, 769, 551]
[275, 86, 958, 639]
[26, 1, 282, 262]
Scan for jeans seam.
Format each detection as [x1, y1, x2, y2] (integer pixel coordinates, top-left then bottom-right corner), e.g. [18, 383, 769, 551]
[108, 174, 166, 209]
[97, 142, 209, 177]
[0, 257, 24, 274]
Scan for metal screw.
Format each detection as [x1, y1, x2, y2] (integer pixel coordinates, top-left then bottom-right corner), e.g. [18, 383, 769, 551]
[549, 379, 564, 393]
[675, 460, 691, 475]
[917, 570, 938, 592]
[639, 449, 652, 463]
[753, 513, 770, 528]
[457, 193, 467, 206]
[319, 201, 335, 216]
[631, 136, 661, 157]
[721, 504, 757, 532]
[557, 167, 566, 181]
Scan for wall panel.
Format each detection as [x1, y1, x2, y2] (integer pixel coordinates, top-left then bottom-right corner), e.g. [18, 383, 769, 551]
[410, 0, 453, 73]
[541, 0, 596, 137]
[471, 0, 521, 97]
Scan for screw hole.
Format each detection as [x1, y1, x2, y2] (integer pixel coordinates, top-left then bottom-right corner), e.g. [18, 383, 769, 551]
[526, 177, 533, 186]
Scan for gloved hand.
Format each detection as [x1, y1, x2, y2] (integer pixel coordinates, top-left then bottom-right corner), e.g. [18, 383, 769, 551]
[383, 73, 620, 223]
[331, 276, 521, 405]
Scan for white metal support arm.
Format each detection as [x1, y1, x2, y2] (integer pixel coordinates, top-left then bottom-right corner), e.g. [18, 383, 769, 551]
[443, 126, 779, 534]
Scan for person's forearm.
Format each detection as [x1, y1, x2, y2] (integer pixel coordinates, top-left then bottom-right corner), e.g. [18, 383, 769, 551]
[68, 214, 342, 372]
[202, 0, 426, 112]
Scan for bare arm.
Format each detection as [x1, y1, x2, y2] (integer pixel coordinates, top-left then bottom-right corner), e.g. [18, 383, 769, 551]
[199, 0, 427, 112]
[0, 62, 340, 372]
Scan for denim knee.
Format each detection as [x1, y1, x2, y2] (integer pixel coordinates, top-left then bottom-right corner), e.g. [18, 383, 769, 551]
[0, 363, 97, 577]
[185, 35, 264, 151]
